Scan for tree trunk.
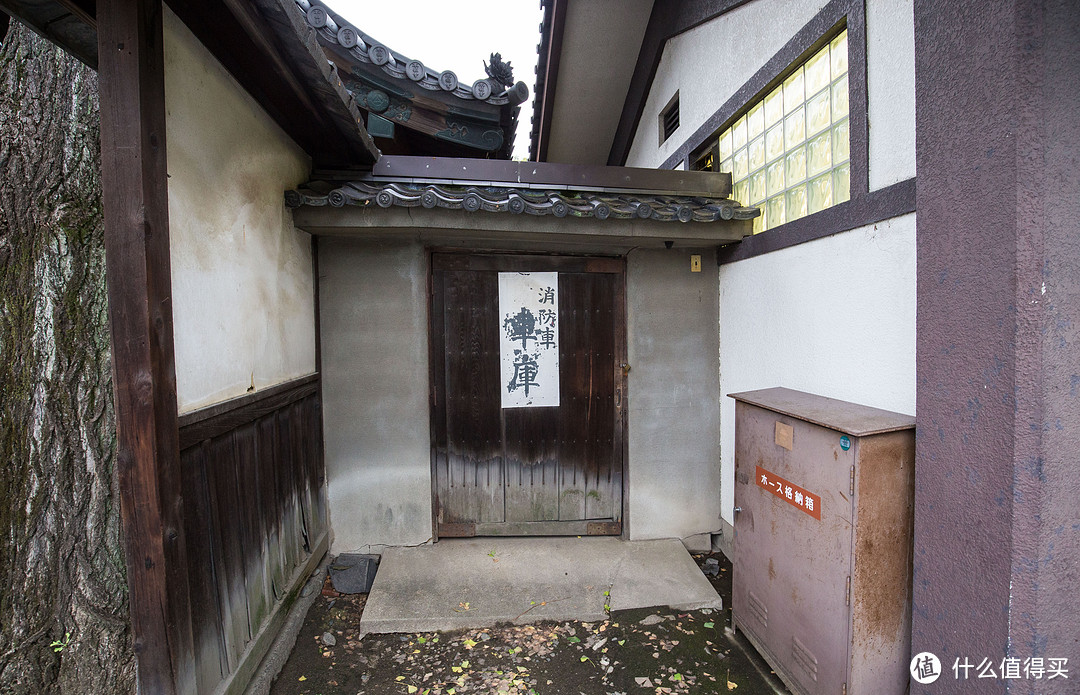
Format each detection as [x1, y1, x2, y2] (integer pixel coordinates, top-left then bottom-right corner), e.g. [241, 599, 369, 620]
[0, 23, 135, 694]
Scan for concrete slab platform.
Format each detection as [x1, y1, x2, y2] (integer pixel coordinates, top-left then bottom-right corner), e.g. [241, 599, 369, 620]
[358, 537, 721, 636]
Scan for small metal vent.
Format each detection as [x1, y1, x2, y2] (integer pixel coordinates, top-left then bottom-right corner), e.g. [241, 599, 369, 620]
[748, 590, 769, 627]
[660, 91, 680, 143]
[793, 636, 820, 681]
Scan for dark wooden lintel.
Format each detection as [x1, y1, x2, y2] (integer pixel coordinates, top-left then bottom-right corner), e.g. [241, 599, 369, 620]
[366, 155, 731, 197]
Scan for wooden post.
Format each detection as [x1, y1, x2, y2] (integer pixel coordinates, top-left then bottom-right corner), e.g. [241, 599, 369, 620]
[96, 1, 194, 692]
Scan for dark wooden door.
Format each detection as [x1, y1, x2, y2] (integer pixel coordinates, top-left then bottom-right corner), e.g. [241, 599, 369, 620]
[430, 253, 626, 536]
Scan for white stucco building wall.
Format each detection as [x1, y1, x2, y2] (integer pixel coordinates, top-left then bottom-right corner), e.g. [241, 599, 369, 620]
[163, 8, 315, 413]
[626, 0, 830, 170]
[625, 0, 918, 527]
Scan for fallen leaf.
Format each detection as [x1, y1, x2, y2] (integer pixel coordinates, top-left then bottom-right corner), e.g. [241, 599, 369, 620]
[407, 686, 418, 694]
[618, 640, 625, 646]
[396, 676, 406, 681]
[727, 681, 738, 690]
[297, 676, 306, 682]
[635, 676, 653, 687]
[704, 622, 715, 629]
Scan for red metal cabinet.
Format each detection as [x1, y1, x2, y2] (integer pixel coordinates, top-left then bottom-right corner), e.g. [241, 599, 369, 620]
[729, 388, 915, 695]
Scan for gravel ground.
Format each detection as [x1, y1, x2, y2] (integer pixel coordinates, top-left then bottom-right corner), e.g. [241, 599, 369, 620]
[268, 552, 789, 695]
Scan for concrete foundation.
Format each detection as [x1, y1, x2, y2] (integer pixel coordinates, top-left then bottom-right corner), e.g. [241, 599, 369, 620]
[358, 537, 722, 636]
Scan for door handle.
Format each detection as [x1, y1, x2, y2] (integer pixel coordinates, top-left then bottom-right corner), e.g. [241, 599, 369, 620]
[615, 387, 622, 408]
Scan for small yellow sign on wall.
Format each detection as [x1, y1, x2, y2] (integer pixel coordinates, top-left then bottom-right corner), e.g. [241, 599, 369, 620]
[691, 254, 702, 272]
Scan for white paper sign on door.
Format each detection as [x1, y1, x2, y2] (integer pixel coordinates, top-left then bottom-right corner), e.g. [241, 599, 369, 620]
[499, 272, 559, 408]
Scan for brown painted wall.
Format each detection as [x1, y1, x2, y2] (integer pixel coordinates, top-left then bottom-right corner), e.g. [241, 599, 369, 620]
[913, 0, 1080, 691]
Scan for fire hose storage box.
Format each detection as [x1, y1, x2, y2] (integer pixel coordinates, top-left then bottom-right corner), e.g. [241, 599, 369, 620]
[729, 388, 915, 695]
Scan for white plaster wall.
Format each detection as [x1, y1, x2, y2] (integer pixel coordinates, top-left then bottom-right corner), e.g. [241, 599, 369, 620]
[318, 240, 433, 553]
[625, 0, 829, 169]
[164, 9, 314, 413]
[718, 214, 916, 523]
[627, 249, 722, 540]
[866, 0, 916, 189]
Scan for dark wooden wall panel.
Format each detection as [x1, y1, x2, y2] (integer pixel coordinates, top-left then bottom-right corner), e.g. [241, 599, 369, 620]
[440, 270, 505, 525]
[177, 376, 326, 694]
[558, 273, 617, 522]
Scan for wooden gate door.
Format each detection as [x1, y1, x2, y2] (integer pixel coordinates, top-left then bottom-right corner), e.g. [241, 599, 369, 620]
[430, 253, 626, 537]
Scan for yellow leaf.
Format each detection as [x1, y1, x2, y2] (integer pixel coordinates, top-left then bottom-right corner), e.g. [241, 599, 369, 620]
[297, 676, 306, 682]
[396, 675, 406, 681]
[727, 680, 738, 690]
[451, 667, 462, 673]
[408, 686, 418, 694]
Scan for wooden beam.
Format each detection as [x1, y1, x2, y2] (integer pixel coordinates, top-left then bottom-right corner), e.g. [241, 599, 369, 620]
[96, 0, 194, 692]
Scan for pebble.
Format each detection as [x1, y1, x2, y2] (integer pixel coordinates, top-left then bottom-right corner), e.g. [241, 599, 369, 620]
[638, 614, 665, 626]
[321, 632, 337, 647]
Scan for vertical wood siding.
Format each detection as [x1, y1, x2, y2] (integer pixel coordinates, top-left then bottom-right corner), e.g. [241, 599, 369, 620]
[177, 374, 327, 694]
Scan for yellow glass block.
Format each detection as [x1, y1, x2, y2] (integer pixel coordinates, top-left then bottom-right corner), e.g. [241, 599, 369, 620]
[805, 47, 831, 97]
[733, 178, 749, 206]
[766, 158, 785, 196]
[747, 103, 765, 141]
[785, 145, 807, 184]
[808, 173, 832, 214]
[807, 89, 830, 136]
[764, 85, 784, 127]
[833, 118, 850, 163]
[753, 215, 764, 235]
[766, 195, 786, 228]
[733, 116, 748, 150]
[720, 157, 733, 174]
[833, 162, 851, 204]
[784, 68, 804, 114]
[748, 135, 766, 171]
[832, 75, 849, 121]
[733, 147, 749, 180]
[766, 123, 785, 162]
[831, 31, 848, 78]
[786, 184, 808, 221]
[785, 107, 806, 150]
[749, 169, 767, 204]
[807, 130, 832, 176]
[719, 130, 733, 160]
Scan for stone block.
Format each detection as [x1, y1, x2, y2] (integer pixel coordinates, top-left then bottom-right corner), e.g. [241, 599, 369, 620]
[329, 553, 380, 594]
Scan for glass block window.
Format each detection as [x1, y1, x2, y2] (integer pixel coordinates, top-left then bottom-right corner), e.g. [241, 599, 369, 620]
[717, 30, 849, 233]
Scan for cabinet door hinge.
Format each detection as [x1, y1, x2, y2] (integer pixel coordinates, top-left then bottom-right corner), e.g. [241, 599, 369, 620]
[845, 576, 851, 606]
[849, 465, 856, 496]
[842, 682, 847, 695]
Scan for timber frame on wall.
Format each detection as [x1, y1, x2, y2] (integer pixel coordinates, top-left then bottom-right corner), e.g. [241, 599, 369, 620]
[604, 0, 916, 262]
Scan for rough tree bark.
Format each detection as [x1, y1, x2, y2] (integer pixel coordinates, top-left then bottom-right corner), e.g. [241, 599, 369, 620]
[0, 23, 135, 694]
